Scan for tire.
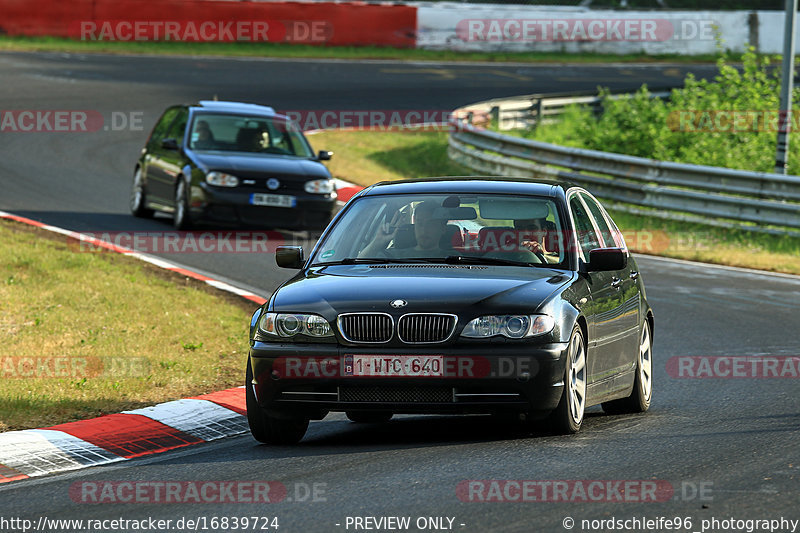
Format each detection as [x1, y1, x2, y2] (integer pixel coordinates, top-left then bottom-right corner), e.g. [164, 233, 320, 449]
[173, 179, 192, 230]
[130, 168, 154, 218]
[547, 325, 587, 435]
[346, 411, 393, 424]
[602, 320, 653, 415]
[245, 359, 309, 444]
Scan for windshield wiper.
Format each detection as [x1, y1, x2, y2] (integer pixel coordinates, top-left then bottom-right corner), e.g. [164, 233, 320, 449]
[314, 257, 431, 265]
[440, 255, 534, 267]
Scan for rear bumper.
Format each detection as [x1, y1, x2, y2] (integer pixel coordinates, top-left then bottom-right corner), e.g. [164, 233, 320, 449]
[248, 342, 568, 418]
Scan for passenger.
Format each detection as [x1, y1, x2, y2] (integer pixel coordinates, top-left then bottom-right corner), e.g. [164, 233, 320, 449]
[515, 217, 559, 263]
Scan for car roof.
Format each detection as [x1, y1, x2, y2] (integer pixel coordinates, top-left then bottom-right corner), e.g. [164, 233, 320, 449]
[359, 176, 577, 199]
[192, 100, 277, 117]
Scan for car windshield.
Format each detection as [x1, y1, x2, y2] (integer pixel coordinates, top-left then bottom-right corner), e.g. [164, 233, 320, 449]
[312, 193, 567, 267]
[188, 113, 314, 157]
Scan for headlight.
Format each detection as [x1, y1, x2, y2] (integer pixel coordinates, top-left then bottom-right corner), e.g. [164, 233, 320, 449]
[258, 312, 333, 338]
[206, 171, 239, 187]
[461, 315, 554, 339]
[304, 179, 335, 194]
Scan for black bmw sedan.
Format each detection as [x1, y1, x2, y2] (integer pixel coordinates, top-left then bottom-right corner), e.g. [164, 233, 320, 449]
[246, 177, 654, 443]
[130, 101, 337, 230]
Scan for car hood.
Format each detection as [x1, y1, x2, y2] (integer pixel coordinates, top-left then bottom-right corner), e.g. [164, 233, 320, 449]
[192, 152, 330, 178]
[271, 265, 573, 319]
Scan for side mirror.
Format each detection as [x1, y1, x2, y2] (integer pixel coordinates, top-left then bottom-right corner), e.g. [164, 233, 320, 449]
[317, 150, 333, 161]
[161, 138, 179, 151]
[276, 246, 304, 269]
[587, 248, 627, 272]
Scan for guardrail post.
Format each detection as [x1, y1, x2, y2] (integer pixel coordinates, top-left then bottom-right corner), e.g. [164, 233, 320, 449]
[490, 106, 500, 130]
[533, 99, 542, 129]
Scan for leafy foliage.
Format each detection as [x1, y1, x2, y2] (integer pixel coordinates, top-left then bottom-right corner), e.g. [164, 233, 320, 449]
[527, 49, 800, 174]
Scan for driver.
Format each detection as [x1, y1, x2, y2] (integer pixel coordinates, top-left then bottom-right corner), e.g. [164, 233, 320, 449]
[360, 201, 450, 257]
[192, 120, 215, 150]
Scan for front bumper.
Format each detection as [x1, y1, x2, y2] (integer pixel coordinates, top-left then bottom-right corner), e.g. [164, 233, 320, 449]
[248, 341, 568, 418]
[194, 185, 336, 230]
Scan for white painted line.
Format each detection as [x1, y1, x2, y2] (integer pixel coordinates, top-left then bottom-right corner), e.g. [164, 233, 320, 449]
[333, 178, 359, 190]
[123, 399, 248, 442]
[204, 279, 259, 297]
[129, 252, 181, 270]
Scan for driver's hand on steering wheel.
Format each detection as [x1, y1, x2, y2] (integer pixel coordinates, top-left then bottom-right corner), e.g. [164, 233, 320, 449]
[361, 210, 403, 255]
[521, 239, 544, 254]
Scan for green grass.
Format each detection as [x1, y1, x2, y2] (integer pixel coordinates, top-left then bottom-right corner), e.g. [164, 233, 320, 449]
[0, 220, 254, 432]
[0, 35, 731, 63]
[607, 210, 800, 275]
[310, 129, 472, 187]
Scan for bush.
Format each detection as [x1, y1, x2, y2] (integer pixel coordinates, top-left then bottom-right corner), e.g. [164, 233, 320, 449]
[526, 48, 800, 174]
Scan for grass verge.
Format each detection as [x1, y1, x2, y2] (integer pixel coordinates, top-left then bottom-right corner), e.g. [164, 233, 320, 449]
[313, 129, 800, 275]
[310, 129, 472, 187]
[0, 36, 729, 63]
[608, 211, 800, 275]
[0, 220, 254, 432]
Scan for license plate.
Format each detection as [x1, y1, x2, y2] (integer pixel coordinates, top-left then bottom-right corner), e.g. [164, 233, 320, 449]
[250, 193, 296, 208]
[344, 355, 444, 377]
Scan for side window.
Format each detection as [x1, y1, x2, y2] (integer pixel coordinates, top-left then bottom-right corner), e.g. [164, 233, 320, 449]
[148, 107, 180, 147]
[166, 108, 189, 144]
[569, 195, 601, 259]
[581, 193, 626, 249]
[580, 193, 615, 247]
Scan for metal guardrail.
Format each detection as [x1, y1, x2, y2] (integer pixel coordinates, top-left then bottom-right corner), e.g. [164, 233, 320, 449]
[463, 89, 671, 131]
[449, 92, 800, 236]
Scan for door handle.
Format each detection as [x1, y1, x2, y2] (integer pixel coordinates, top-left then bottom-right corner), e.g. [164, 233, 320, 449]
[610, 276, 623, 289]
[629, 271, 639, 280]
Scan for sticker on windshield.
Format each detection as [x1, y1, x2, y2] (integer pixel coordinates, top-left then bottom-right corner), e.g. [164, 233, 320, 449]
[321, 249, 335, 259]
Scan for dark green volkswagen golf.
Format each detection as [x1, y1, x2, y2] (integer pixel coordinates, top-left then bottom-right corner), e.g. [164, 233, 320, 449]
[246, 177, 654, 444]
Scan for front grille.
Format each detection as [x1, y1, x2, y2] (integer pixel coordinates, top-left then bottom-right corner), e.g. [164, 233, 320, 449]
[339, 386, 453, 403]
[397, 314, 457, 344]
[232, 174, 310, 193]
[338, 313, 393, 343]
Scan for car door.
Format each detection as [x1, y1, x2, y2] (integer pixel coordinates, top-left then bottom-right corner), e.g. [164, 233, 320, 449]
[568, 192, 629, 389]
[147, 107, 188, 205]
[579, 192, 640, 375]
[142, 107, 181, 205]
